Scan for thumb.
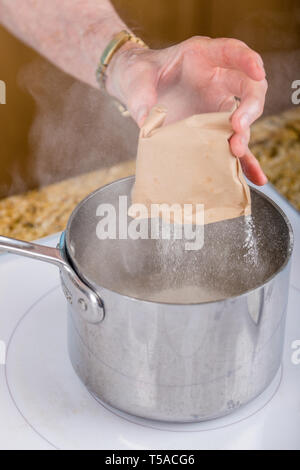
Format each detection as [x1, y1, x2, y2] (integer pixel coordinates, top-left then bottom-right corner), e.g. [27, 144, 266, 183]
[126, 80, 157, 127]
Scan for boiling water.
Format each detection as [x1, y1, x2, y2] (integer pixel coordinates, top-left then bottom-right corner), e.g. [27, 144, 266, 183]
[139, 215, 261, 303]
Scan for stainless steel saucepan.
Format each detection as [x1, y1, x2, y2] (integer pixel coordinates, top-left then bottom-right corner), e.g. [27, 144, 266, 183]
[0, 176, 293, 422]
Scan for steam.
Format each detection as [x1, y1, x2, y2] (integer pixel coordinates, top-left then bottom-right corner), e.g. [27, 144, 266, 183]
[19, 58, 138, 188]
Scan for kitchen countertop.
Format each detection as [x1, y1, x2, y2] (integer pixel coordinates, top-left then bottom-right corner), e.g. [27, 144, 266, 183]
[0, 107, 299, 242]
[250, 106, 300, 211]
[0, 160, 136, 241]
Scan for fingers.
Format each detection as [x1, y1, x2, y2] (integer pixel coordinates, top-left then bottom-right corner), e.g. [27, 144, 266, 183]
[230, 129, 250, 158]
[230, 77, 268, 134]
[191, 37, 266, 81]
[227, 74, 265, 153]
[229, 126, 267, 185]
[239, 149, 268, 186]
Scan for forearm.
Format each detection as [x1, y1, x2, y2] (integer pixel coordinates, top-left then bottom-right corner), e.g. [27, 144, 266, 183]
[0, 0, 128, 87]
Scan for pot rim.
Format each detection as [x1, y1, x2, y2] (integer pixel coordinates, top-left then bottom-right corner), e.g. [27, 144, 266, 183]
[65, 175, 294, 307]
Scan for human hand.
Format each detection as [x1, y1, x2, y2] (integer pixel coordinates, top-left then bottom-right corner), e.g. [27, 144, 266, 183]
[106, 36, 268, 185]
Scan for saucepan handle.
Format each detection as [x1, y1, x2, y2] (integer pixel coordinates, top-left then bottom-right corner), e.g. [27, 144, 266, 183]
[0, 235, 66, 268]
[0, 234, 105, 324]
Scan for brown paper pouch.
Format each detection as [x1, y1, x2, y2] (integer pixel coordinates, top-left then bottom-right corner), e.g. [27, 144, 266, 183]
[129, 106, 251, 224]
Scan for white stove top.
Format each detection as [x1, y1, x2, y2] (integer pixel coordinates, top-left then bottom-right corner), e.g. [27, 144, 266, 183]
[0, 184, 300, 450]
